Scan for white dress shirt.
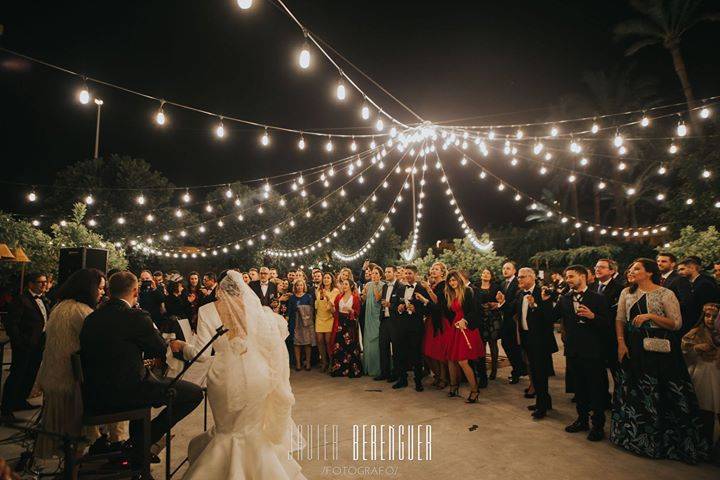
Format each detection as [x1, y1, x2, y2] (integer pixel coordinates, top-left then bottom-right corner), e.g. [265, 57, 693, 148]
[260, 282, 269, 296]
[383, 281, 396, 317]
[32, 293, 47, 329]
[520, 285, 536, 331]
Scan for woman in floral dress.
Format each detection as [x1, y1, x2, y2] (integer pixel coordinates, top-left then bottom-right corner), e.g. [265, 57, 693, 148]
[329, 279, 362, 378]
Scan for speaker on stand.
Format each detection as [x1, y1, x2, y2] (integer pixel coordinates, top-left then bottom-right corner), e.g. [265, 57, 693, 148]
[58, 247, 109, 287]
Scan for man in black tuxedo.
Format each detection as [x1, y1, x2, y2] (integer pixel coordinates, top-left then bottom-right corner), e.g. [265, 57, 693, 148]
[496, 261, 526, 384]
[657, 252, 692, 330]
[248, 266, 278, 307]
[1, 272, 50, 419]
[376, 266, 400, 382]
[512, 267, 557, 419]
[198, 271, 218, 307]
[593, 258, 625, 405]
[391, 265, 430, 391]
[552, 265, 611, 441]
[80, 271, 203, 466]
[678, 256, 720, 335]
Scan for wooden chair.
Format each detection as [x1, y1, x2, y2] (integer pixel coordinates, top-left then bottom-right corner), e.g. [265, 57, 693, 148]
[70, 353, 152, 479]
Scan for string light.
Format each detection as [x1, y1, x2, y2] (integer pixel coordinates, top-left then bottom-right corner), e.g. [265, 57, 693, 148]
[350, 138, 357, 152]
[78, 84, 90, 104]
[640, 115, 650, 127]
[700, 107, 711, 119]
[27, 191, 37, 202]
[298, 135, 306, 150]
[361, 103, 370, 120]
[676, 121, 688, 137]
[237, 0, 252, 10]
[260, 128, 270, 146]
[182, 191, 191, 203]
[215, 119, 225, 138]
[668, 142, 678, 154]
[84, 194, 94, 205]
[155, 102, 166, 126]
[298, 37, 311, 69]
[375, 118, 384, 131]
[336, 77, 347, 101]
[136, 194, 145, 205]
[325, 138, 334, 152]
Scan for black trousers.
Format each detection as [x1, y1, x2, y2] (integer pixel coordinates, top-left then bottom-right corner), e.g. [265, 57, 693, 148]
[501, 320, 526, 378]
[393, 318, 424, 383]
[521, 335, 552, 410]
[96, 378, 203, 453]
[1, 341, 43, 412]
[378, 316, 393, 378]
[568, 357, 606, 427]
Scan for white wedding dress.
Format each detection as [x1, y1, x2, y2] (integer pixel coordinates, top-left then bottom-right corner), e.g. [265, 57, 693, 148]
[183, 271, 305, 480]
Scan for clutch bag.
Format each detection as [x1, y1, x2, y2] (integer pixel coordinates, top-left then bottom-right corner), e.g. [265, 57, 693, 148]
[642, 336, 671, 353]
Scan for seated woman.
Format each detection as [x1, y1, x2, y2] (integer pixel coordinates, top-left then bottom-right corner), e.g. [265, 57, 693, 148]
[35, 269, 107, 464]
[682, 303, 720, 452]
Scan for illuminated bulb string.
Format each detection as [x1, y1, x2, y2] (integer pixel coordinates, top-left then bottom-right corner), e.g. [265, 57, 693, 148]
[450, 145, 669, 237]
[265, 150, 420, 258]
[433, 152, 494, 251]
[139, 144, 411, 257]
[400, 157, 427, 261]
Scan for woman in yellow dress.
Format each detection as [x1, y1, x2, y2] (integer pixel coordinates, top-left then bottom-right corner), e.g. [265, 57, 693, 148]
[315, 272, 340, 372]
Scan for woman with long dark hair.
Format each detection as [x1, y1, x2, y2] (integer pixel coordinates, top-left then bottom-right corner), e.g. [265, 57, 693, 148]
[315, 272, 340, 372]
[329, 279, 362, 378]
[423, 262, 449, 389]
[612, 258, 708, 463]
[478, 268, 502, 380]
[35, 269, 106, 462]
[441, 270, 484, 403]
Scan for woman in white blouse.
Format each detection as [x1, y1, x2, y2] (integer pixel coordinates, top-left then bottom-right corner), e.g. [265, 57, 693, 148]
[611, 258, 708, 463]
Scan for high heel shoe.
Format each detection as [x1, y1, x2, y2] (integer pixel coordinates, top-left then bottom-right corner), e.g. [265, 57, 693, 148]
[447, 385, 460, 398]
[436, 379, 448, 390]
[466, 390, 479, 403]
[489, 369, 497, 381]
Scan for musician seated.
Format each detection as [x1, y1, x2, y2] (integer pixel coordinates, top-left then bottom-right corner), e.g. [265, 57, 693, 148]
[80, 271, 203, 467]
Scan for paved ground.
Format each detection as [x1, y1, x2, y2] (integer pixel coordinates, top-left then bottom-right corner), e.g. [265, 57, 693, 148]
[1, 346, 717, 479]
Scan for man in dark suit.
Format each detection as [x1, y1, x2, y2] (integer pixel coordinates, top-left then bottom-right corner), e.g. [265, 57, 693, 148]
[657, 252, 692, 331]
[198, 271, 218, 307]
[552, 265, 611, 441]
[513, 267, 557, 419]
[248, 267, 278, 307]
[593, 258, 625, 406]
[1, 272, 49, 419]
[376, 266, 400, 382]
[80, 271, 203, 467]
[391, 265, 430, 391]
[496, 261, 526, 384]
[678, 256, 720, 335]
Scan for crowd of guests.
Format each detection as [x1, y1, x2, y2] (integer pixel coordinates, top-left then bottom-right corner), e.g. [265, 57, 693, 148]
[0, 253, 719, 471]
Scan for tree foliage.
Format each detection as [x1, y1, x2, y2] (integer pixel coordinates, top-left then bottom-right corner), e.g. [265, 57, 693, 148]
[659, 226, 720, 266]
[413, 233, 505, 282]
[0, 213, 56, 287]
[51, 203, 128, 271]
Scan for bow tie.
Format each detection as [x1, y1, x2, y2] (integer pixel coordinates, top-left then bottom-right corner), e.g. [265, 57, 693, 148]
[33, 295, 43, 300]
[523, 291, 532, 296]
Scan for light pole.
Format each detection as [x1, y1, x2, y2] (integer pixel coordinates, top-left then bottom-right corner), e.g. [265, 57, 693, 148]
[93, 98, 103, 159]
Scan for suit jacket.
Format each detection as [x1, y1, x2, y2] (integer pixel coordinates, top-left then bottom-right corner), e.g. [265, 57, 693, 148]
[392, 283, 429, 326]
[248, 280, 278, 307]
[4, 292, 50, 350]
[594, 277, 624, 317]
[686, 274, 720, 333]
[512, 287, 558, 353]
[79, 298, 167, 404]
[380, 281, 402, 320]
[553, 290, 611, 360]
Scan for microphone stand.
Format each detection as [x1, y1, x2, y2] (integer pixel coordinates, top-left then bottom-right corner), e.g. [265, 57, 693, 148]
[164, 325, 228, 480]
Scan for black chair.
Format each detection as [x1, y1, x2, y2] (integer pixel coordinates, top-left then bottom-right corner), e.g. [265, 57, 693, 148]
[70, 353, 152, 479]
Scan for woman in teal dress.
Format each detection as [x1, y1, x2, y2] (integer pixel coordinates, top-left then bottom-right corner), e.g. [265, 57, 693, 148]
[361, 264, 384, 377]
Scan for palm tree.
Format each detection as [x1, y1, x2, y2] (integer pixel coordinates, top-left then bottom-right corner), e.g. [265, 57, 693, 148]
[614, 0, 719, 110]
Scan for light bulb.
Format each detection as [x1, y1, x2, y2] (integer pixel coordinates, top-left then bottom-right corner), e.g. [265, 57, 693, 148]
[591, 123, 599, 134]
[205, 204, 214, 213]
[626, 187, 636, 196]
[146, 214, 155, 222]
[658, 165, 667, 175]
[84, 194, 94, 205]
[88, 219, 97, 226]
[215, 122, 225, 138]
[618, 161, 627, 170]
[336, 80, 346, 101]
[350, 139, 357, 151]
[32, 220, 40, 227]
[668, 143, 678, 154]
[613, 134, 623, 147]
[515, 129, 524, 139]
[677, 122, 688, 137]
[237, 0, 252, 9]
[325, 139, 334, 152]
[568, 174, 576, 183]
[533, 142, 544, 155]
[27, 192, 37, 202]
[116, 217, 125, 225]
[175, 209, 183, 218]
[700, 107, 711, 119]
[375, 118, 384, 131]
[550, 126, 559, 137]
[370, 139, 377, 148]
[580, 157, 589, 166]
[598, 181, 606, 190]
[182, 192, 191, 203]
[298, 136, 305, 150]
[136, 194, 145, 205]
[260, 130, 270, 146]
[155, 108, 166, 125]
[298, 46, 310, 69]
[78, 88, 90, 104]
[640, 116, 650, 127]
[656, 193, 665, 201]
[701, 169, 712, 179]
[361, 104, 370, 120]
[686, 198, 694, 205]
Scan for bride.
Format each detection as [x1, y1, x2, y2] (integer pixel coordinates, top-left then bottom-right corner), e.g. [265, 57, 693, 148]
[173, 270, 305, 479]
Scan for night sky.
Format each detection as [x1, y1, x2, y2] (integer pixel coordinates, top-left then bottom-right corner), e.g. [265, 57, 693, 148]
[1, 0, 718, 243]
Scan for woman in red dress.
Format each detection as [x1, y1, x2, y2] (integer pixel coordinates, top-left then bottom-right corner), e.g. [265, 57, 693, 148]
[442, 270, 484, 403]
[422, 262, 450, 389]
